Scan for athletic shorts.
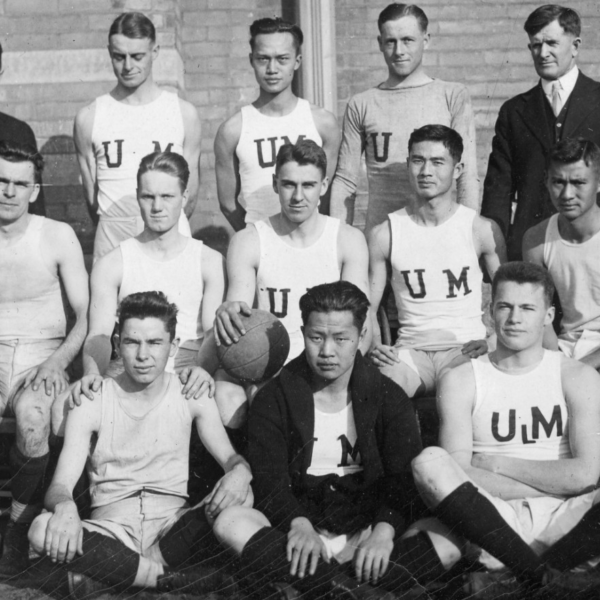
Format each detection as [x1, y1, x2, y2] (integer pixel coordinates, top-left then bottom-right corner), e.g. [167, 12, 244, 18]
[105, 346, 200, 379]
[317, 526, 372, 564]
[557, 330, 600, 362]
[380, 346, 468, 397]
[0, 338, 63, 413]
[83, 492, 188, 557]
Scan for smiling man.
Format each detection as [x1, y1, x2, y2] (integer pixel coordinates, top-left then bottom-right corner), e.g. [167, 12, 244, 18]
[74, 12, 201, 261]
[482, 5, 600, 260]
[214, 17, 339, 231]
[368, 125, 505, 399]
[331, 3, 479, 232]
[523, 138, 600, 370]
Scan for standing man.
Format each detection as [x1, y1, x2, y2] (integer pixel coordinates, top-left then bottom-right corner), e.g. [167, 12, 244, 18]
[331, 3, 479, 233]
[482, 4, 600, 260]
[74, 12, 201, 261]
[0, 141, 89, 575]
[214, 17, 340, 231]
[368, 125, 504, 399]
[523, 138, 600, 369]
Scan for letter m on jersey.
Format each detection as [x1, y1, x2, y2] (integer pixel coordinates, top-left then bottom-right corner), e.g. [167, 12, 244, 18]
[255, 135, 307, 168]
[153, 141, 174, 153]
[443, 267, 472, 298]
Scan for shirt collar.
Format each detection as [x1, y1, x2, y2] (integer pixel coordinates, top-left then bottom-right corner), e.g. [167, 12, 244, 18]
[541, 65, 579, 98]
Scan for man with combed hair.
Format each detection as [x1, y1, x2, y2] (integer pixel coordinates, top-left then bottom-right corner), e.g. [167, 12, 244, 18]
[0, 141, 88, 575]
[214, 140, 369, 430]
[72, 151, 224, 405]
[214, 281, 428, 600]
[331, 3, 479, 232]
[524, 138, 600, 371]
[215, 17, 340, 231]
[482, 4, 600, 260]
[409, 262, 600, 597]
[74, 11, 201, 261]
[368, 125, 505, 399]
[29, 292, 252, 597]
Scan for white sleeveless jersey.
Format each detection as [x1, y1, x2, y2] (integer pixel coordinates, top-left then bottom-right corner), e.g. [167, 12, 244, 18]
[91, 91, 188, 225]
[543, 214, 600, 335]
[472, 351, 571, 460]
[88, 373, 192, 507]
[236, 98, 322, 224]
[255, 217, 340, 361]
[118, 238, 204, 351]
[390, 206, 485, 350]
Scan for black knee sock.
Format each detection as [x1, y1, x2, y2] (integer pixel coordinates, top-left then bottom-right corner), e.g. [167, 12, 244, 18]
[542, 500, 600, 570]
[10, 445, 48, 521]
[435, 482, 544, 583]
[67, 531, 140, 588]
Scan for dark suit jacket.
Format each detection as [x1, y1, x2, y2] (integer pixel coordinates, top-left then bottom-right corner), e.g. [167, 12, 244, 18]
[248, 351, 423, 536]
[0, 111, 45, 216]
[481, 71, 600, 260]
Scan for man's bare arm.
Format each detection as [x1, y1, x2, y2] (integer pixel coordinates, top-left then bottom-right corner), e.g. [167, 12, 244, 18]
[73, 103, 99, 224]
[214, 114, 246, 232]
[312, 106, 341, 210]
[180, 99, 202, 218]
[474, 215, 506, 280]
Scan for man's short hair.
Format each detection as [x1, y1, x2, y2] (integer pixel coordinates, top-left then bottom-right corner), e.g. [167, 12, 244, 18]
[275, 140, 327, 179]
[300, 281, 370, 331]
[524, 5, 581, 38]
[137, 151, 190, 193]
[0, 140, 44, 184]
[378, 3, 429, 33]
[109, 12, 156, 43]
[118, 291, 178, 341]
[408, 124, 464, 163]
[492, 262, 555, 309]
[547, 138, 600, 176]
[249, 17, 303, 53]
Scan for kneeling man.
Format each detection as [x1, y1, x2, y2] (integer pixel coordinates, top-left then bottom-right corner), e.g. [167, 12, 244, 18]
[29, 292, 252, 595]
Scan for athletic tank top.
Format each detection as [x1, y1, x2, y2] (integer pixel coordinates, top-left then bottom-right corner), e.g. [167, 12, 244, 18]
[472, 351, 570, 460]
[119, 238, 204, 350]
[91, 91, 185, 219]
[255, 216, 340, 361]
[390, 206, 485, 350]
[236, 98, 322, 224]
[0, 216, 66, 341]
[88, 373, 192, 507]
[543, 214, 600, 334]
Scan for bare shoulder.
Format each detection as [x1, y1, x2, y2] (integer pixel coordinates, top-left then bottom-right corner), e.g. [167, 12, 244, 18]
[367, 219, 391, 250]
[68, 389, 103, 431]
[215, 110, 243, 150]
[522, 219, 549, 260]
[74, 99, 97, 135]
[178, 96, 199, 122]
[228, 225, 260, 261]
[473, 213, 504, 245]
[338, 221, 366, 244]
[438, 360, 476, 406]
[40, 218, 82, 257]
[560, 353, 600, 398]
[310, 104, 339, 133]
[201, 243, 226, 272]
[91, 245, 123, 287]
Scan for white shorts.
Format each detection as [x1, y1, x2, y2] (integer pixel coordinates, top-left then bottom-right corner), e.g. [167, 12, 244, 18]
[317, 527, 372, 564]
[558, 330, 600, 361]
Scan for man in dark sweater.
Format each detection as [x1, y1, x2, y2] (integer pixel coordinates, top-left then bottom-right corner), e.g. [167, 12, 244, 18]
[214, 281, 437, 600]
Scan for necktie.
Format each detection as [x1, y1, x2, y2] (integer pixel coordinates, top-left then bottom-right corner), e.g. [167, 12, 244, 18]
[551, 81, 562, 117]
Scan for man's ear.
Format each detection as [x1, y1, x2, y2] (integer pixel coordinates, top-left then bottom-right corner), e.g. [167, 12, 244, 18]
[453, 160, 464, 181]
[544, 305, 556, 327]
[113, 333, 121, 357]
[170, 337, 180, 357]
[273, 173, 279, 194]
[152, 43, 160, 60]
[294, 51, 302, 71]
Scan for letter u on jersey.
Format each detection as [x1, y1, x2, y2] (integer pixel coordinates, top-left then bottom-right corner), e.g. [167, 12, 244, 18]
[254, 135, 307, 168]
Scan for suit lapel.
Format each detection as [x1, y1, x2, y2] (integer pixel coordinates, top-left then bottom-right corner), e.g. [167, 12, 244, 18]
[563, 72, 600, 138]
[517, 83, 553, 151]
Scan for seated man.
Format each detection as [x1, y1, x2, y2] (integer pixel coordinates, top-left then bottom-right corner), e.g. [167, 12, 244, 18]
[74, 151, 224, 404]
[523, 138, 600, 369]
[0, 140, 88, 574]
[214, 282, 430, 600]
[368, 124, 506, 398]
[410, 262, 600, 596]
[29, 291, 252, 596]
[214, 140, 369, 429]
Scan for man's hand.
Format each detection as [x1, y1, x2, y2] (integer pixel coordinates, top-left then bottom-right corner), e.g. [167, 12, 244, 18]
[461, 339, 488, 359]
[68, 374, 103, 408]
[214, 301, 252, 346]
[178, 366, 215, 399]
[368, 344, 399, 368]
[202, 462, 252, 522]
[353, 523, 394, 584]
[44, 502, 83, 564]
[287, 517, 329, 578]
[23, 359, 68, 397]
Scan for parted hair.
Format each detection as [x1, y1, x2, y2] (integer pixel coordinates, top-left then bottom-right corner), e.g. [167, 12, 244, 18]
[249, 17, 303, 52]
[524, 5, 581, 37]
[378, 3, 429, 32]
[275, 140, 327, 178]
[300, 281, 370, 330]
[0, 140, 44, 184]
[118, 291, 178, 341]
[547, 138, 600, 175]
[492, 262, 555, 309]
[137, 151, 190, 193]
[109, 12, 156, 42]
[408, 124, 464, 163]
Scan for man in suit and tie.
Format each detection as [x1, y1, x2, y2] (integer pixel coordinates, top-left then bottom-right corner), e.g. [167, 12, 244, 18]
[481, 4, 600, 260]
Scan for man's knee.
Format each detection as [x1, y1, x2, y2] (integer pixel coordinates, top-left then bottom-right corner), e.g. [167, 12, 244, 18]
[412, 447, 454, 488]
[14, 387, 52, 433]
[380, 362, 425, 398]
[213, 507, 269, 547]
[28, 512, 52, 553]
